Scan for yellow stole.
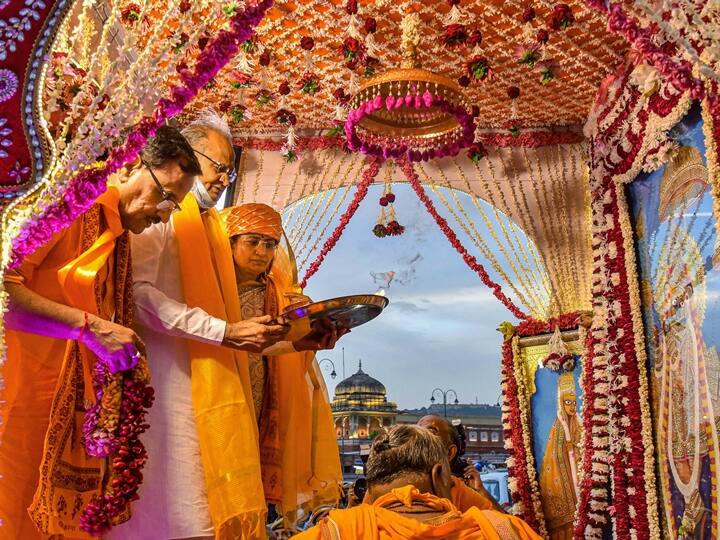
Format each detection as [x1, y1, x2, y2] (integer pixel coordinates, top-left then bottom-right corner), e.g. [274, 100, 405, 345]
[27, 187, 132, 537]
[173, 195, 266, 538]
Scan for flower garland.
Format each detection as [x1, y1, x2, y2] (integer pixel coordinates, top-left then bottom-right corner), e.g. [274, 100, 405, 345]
[8, 0, 274, 269]
[345, 91, 475, 162]
[300, 156, 380, 288]
[583, 1, 705, 100]
[398, 156, 528, 320]
[80, 357, 154, 535]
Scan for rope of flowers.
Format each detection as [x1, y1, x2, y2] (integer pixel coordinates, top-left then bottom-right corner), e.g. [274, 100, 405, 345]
[300, 156, 380, 288]
[583, 1, 705, 100]
[9, 0, 274, 269]
[398, 156, 529, 320]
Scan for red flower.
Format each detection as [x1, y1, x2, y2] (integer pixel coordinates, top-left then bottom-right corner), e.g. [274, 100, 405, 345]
[341, 37, 366, 69]
[507, 85, 520, 99]
[333, 87, 349, 103]
[448, 0, 461, 5]
[379, 195, 388, 207]
[197, 35, 209, 51]
[276, 108, 297, 126]
[471, 105, 480, 117]
[300, 36, 315, 51]
[298, 72, 320, 94]
[179, 0, 191, 13]
[364, 17, 377, 33]
[467, 142, 487, 163]
[520, 7, 535, 23]
[458, 75, 471, 87]
[466, 56, 491, 81]
[536, 29, 549, 44]
[346, 0, 357, 14]
[259, 51, 271, 66]
[548, 3, 574, 30]
[278, 81, 291, 95]
[468, 29, 482, 47]
[444, 23, 468, 46]
[386, 192, 396, 203]
[121, 3, 142, 24]
[219, 100, 232, 112]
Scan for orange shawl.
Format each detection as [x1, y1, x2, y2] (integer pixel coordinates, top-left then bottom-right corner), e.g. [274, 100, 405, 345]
[0, 188, 130, 539]
[295, 486, 542, 540]
[172, 196, 341, 539]
[451, 476, 496, 512]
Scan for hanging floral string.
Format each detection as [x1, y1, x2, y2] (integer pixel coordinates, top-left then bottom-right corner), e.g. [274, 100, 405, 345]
[398, 156, 528, 320]
[8, 0, 274, 269]
[300, 156, 380, 288]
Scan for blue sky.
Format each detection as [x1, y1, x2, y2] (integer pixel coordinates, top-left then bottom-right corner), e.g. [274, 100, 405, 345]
[296, 183, 517, 409]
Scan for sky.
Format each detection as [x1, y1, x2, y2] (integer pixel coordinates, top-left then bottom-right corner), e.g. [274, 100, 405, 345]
[293, 183, 518, 410]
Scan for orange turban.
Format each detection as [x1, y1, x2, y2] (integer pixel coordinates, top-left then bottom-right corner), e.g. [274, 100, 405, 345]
[221, 203, 283, 241]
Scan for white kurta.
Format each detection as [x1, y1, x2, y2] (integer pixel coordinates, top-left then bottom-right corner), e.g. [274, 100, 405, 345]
[108, 220, 223, 540]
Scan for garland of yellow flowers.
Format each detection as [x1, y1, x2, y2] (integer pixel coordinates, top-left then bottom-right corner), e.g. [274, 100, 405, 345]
[295, 156, 358, 265]
[701, 88, 720, 252]
[434, 161, 549, 317]
[420, 162, 543, 314]
[463, 158, 553, 304]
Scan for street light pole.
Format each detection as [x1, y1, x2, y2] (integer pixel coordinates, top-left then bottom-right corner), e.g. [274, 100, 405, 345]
[430, 388, 459, 418]
[318, 358, 337, 380]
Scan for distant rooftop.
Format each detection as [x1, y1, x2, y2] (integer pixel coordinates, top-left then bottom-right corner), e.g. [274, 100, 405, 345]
[399, 403, 501, 418]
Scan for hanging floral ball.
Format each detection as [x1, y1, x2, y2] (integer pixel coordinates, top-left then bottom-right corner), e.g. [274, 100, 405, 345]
[457, 75, 471, 88]
[536, 29, 550, 44]
[507, 86, 520, 99]
[468, 29, 482, 47]
[386, 192, 396, 203]
[278, 81, 291, 95]
[259, 51, 271, 66]
[364, 17, 377, 33]
[300, 36, 315, 51]
[520, 7, 535, 23]
[386, 221, 405, 236]
[379, 196, 389, 207]
[373, 223, 388, 237]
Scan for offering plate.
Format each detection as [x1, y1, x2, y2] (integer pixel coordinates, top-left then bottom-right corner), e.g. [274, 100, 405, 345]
[277, 294, 389, 333]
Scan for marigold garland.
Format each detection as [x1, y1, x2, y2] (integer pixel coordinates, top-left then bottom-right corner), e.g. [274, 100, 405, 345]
[398, 156, 528, 320]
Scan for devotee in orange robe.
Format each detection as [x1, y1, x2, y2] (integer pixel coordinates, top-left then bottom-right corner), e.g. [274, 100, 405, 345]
[0, 126, 200, 539]
[294, 424, 541, 540]
[417, 414, 502, 512]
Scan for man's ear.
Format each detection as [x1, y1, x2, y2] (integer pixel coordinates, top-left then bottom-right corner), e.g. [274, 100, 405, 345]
[430, 463, 453, 500]
[118, 157, 142, 183]
[448, 444, 458, 463]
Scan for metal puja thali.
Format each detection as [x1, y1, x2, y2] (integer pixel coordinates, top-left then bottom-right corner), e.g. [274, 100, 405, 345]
[277, 294, 389, 331]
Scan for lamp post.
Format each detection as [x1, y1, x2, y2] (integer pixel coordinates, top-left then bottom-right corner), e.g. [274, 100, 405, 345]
[318, 358, 337, 380]
[430, 388, 459, 418]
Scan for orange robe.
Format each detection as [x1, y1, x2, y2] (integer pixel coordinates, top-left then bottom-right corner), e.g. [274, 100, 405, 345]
[294, 485, 542, 540]
[0, 187, 129, 539]
[168, 196, 341, 538]
[451, 476, 496, 512]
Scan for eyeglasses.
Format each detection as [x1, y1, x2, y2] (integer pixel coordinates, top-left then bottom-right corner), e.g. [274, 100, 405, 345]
[239, 235, 278, 251]
[142, 159, 182, 213]
[193, 148, 237, 184]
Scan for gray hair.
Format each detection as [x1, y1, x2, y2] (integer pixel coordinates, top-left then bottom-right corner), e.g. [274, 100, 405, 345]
[365, 425, 448, 487]
[181, 108, 233, 147]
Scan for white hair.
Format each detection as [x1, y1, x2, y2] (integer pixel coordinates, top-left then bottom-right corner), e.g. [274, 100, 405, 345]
[181, 108, 233, 147]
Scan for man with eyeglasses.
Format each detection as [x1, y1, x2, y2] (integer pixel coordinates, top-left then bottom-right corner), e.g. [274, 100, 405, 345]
[0, 125, 201, 539]
[110, 110, 290, 540]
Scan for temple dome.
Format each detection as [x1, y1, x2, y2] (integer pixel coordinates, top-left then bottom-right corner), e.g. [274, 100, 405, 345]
[334, 361, 386, 396]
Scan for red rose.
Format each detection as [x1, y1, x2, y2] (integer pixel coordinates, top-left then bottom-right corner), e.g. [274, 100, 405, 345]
[346, 0, 357, 14]
[458, 75, 470, 87]
[219, 100, 231, 112]
[179, 0, 191, 13]
[468, 29, 482, 46]
[536, 29, 549, 43]
[300, 36, 315, 51]
[507, 86, 520, 99]
[278, 81, 291, 95]
[345, 37, 361, 52]
[364, 17, 377, 33]
[548, 3, 573, 30]
[444, 23, 467, 46]
[521, 7, 535, 23]
[386, 193, 396, 203]
[175, 61, 188, 74]
[259, 51, 271, 66]
[379, 196, 388, 207]
[333, 87, 349, 103]
[448, 0, 461, 5]
[121, 3, 141, 24]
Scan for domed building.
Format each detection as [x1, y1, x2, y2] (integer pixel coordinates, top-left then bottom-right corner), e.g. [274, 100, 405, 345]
[331, 360, 397, 440]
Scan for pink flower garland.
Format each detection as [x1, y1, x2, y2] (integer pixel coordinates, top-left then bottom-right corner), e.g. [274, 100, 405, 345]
[234, 130, 583, 153]
[398, 156, 528, 320]
[9, 0, 274, 269]
[345, 91, 475, 162]
[584, 1, 705, 100]
[300, 157, 380, 288]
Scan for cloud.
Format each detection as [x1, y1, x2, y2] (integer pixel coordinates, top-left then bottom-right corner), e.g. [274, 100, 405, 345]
[390, 301, 428, 313]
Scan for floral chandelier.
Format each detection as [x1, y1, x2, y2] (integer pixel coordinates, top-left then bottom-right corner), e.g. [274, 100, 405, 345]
[345, 13, 476, 162]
